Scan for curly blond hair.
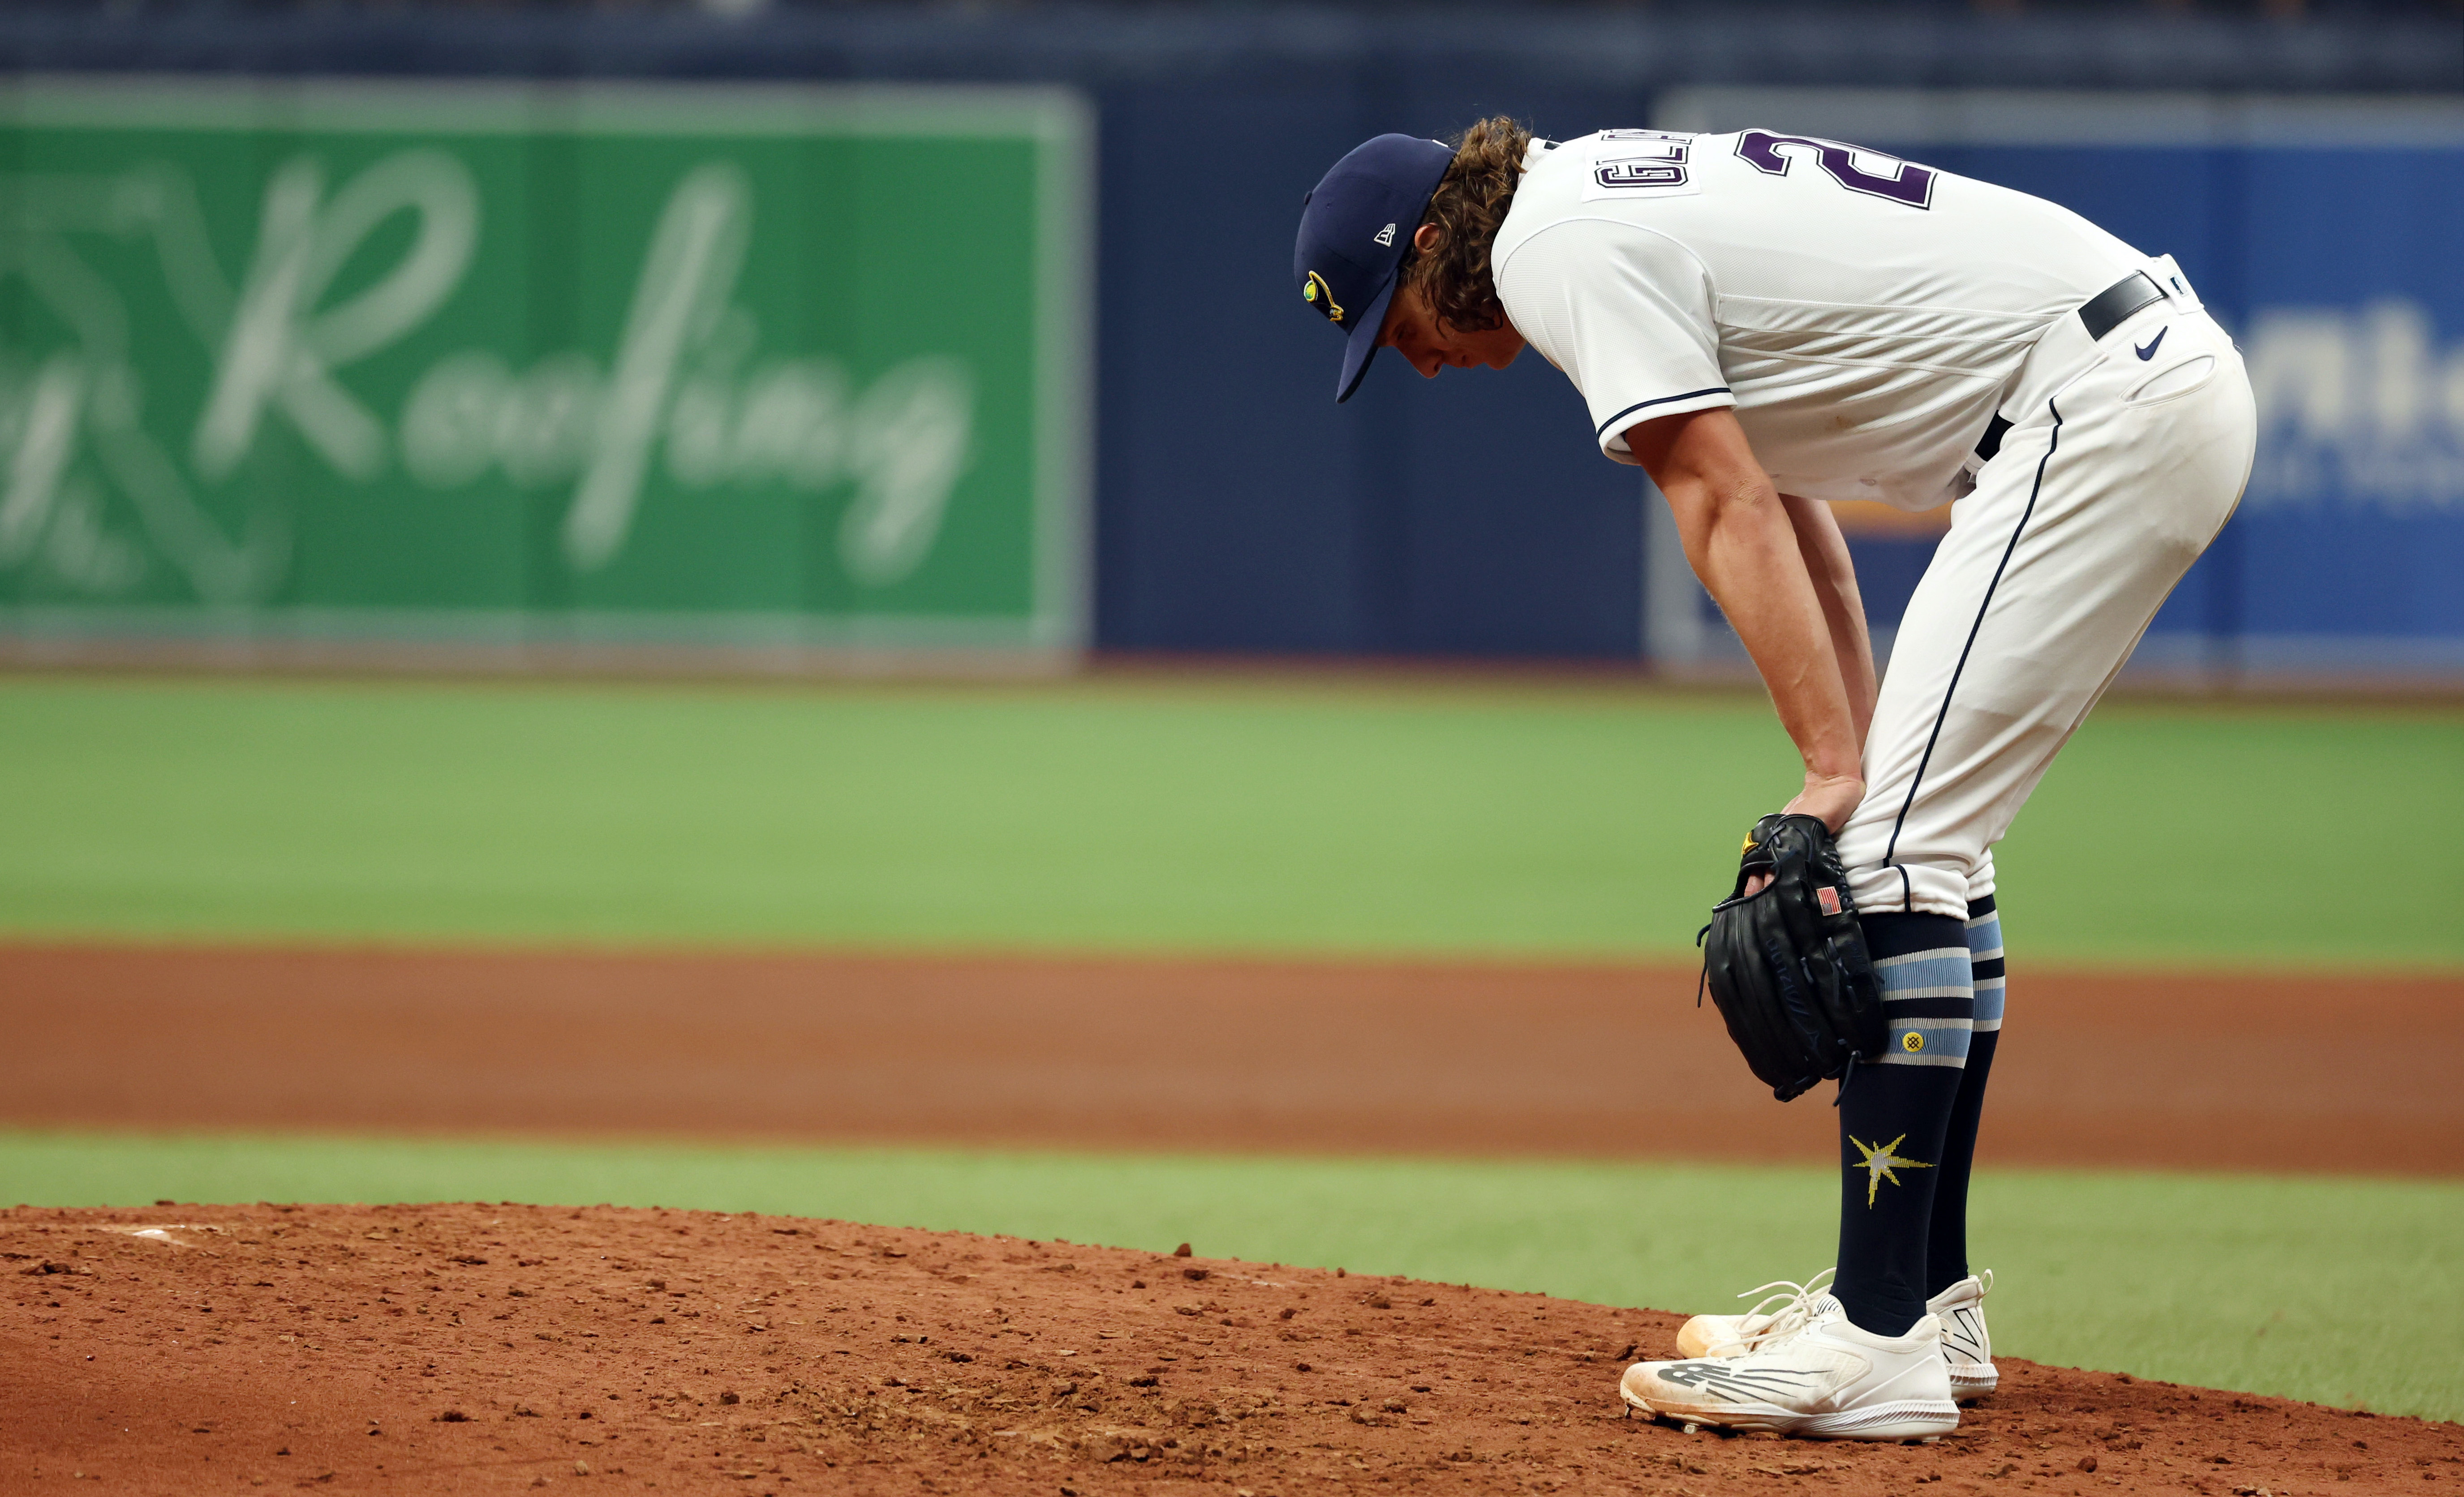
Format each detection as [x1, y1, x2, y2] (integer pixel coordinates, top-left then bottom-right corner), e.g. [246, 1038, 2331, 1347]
[1399, 116, 1534, 335]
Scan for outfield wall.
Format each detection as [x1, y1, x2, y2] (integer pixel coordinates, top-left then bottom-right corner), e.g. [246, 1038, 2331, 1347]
[0, 9, 2457, 682]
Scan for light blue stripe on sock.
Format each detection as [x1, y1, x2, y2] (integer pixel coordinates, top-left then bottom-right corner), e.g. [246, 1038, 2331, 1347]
[1965, 913, 2004, 961]
[1968, 909, 2006, 1029]
[1878, 1018, 1974, 1067]
[1873, 949, 1973, 999]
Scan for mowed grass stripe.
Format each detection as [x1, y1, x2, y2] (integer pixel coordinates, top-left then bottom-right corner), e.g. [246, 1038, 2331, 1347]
[0, 673, 2454, 965]
[5, 1128, 2456, 1423]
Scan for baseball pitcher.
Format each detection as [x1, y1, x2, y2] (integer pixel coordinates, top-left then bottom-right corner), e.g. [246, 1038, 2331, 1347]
[1293, 121, 2255, 1441]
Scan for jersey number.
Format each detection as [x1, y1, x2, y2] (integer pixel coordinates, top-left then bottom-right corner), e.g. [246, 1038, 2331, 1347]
[1735, 131, 1935, 209]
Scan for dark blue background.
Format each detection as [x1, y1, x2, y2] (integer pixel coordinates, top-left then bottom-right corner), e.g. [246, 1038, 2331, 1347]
[1097, 78, 1655, 658]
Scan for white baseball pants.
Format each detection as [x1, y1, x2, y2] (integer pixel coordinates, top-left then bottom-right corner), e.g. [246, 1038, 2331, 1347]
[1837, 272, 2258, 919]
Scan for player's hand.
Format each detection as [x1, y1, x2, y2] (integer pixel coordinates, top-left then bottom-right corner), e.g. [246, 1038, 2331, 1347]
[1740, 775, 1865, 896]
[1785, 773, 1865, 835]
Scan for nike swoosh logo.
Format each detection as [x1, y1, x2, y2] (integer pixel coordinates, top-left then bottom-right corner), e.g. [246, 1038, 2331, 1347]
[2134, 327, 2168, 361]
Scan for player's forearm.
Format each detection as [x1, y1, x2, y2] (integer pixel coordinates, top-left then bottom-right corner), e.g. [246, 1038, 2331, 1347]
[1780, 493, 1879, 749]
[1670, 479, 1863, 784]
[1630, 409, 1862, 791]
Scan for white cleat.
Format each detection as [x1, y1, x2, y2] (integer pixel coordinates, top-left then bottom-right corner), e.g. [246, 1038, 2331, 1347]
[1621, 1296, 1960, 1442]
[1677, 1267, 1998, 1403]
[1928, 1270, 1997, 1402]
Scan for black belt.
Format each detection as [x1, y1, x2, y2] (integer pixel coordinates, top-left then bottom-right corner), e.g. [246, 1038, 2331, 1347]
[2077, 270, 2167, 342]
[1974, 270, 2169, 462]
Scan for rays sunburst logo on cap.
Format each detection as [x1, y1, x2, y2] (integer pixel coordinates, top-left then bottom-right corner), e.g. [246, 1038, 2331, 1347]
[1301, 270, 1345, 326]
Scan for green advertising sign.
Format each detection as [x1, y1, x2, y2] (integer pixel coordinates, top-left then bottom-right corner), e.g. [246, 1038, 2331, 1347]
[0, 77, 1090, 660]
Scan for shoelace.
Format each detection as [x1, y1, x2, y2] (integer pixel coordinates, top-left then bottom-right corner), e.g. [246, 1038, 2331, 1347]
[1725, 1267, 1838, 1352]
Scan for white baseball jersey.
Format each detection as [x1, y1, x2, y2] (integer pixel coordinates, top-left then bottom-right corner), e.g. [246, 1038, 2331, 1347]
[1492, 129, 2146, 510]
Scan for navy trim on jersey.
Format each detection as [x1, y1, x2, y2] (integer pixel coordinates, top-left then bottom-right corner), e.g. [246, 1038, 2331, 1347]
[1879, 399, 2067, 908]
[1595, 387, 1732, 441]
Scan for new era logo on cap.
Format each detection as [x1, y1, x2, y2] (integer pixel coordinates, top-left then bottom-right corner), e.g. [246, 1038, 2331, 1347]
[1372, 222, 1396, 247]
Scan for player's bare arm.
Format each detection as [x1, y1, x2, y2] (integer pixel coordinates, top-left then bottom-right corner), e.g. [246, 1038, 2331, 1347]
[1372, 224, 1871, 829]
[1625, 406, 1865, 834]
[1778, 491, 1879, 749]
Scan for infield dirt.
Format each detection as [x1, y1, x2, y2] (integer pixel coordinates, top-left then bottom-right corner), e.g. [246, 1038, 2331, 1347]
[7, 1203, 2458, 1497]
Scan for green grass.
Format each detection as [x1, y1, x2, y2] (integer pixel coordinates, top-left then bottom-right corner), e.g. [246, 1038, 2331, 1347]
[5, 1128, 2455, 1423]
[0, 673, 2456, 966]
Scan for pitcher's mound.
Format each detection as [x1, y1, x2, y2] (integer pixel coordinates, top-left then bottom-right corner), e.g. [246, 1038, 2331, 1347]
[3, 1203, 2448, 1493]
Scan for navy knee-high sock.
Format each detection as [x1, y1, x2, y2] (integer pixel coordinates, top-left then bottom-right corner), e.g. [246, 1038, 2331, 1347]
[1926, 895, 2005, 1297]
[1832, 912, 1974, 1338]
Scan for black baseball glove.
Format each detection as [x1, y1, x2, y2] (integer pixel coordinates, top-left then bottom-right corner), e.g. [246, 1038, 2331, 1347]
[1698, 812, 1888, 1102]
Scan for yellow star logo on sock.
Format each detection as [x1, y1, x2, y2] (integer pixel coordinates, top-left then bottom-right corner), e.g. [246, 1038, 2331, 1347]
[1850, 1133, 1934, 1208]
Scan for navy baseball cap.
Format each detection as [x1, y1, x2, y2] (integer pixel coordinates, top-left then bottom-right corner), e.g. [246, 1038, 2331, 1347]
[1294, 133, 1455, 403]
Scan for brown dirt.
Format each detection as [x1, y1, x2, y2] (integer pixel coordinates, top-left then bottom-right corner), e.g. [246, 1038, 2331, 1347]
[2, 945, 2458, 1175]
[6, 1204, 2456, 1497]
